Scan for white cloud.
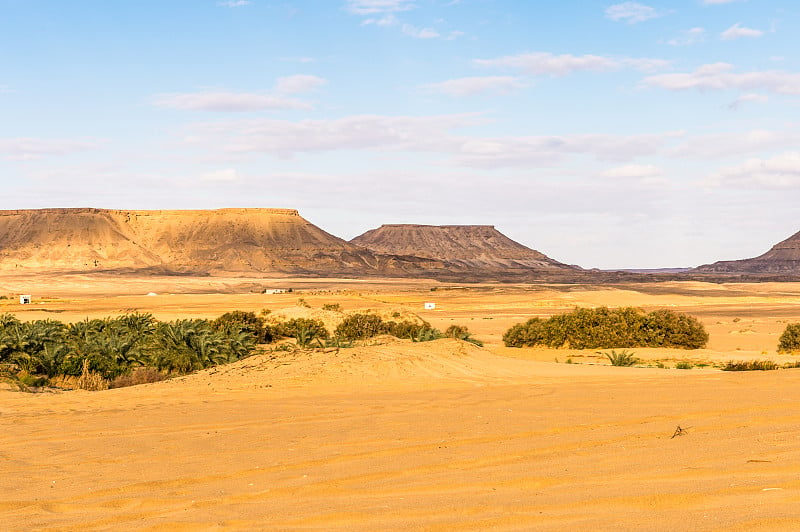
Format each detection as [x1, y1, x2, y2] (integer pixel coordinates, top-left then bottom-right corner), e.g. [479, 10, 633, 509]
[361, 14, 399, 26]
[667, 27, 706, 46]
[728, 93, 769, 109]
[275, 75, 328, 94]
[345, 0, 415, 15]
[200, 168, 241, 182]
[184, 114, 476, 157]
[217, 1, 252, 7]
[279, 57, 316, 63]
[422, 76, 525, 96]
[455, 133, 667, 168]
[600, 164, 662, 179]
[475, 52, 669, 76]
[401, 24, 440, 39]
[153, 91, 312, 112]
[642, 63, 800, 94]
[182, 114, 670, 168]
[352, 2, 459, 40]
[0, 138, 101, 161]
[708, 152, 800, 188]
[669, 129, 798, 159]
[605, 2, 664, 24]
[721, 23, 764, 40]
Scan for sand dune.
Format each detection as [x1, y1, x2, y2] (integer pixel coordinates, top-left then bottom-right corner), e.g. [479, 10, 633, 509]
[4, 336, 800, 530]
[3, 277, 800, 530]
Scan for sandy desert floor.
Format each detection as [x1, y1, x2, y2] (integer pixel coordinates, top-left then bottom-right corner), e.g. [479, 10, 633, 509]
[2, 273, 800, 530]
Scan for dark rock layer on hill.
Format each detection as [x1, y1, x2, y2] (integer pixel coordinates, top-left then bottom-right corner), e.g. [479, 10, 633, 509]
[350, 224, 579, 274]
[694, 230, 800, 274]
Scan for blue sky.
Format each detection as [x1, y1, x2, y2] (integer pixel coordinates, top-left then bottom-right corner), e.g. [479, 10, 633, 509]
[1, 0, 798, 268]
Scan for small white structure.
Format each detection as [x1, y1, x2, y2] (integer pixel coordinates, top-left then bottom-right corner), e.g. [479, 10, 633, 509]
[424, 302, 436, 310]
[19, 295, 31, 305]
[264, 289, 288, 295]
[146, 292, 158, 297]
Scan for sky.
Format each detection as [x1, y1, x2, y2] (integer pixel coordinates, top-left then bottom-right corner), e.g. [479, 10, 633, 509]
[1, 0, 799, 269]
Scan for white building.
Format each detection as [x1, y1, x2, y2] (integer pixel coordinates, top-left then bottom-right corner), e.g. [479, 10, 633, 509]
[424, 302, 436, 310]
[19, 295, 31, 304]
[263, 289, 288, 295]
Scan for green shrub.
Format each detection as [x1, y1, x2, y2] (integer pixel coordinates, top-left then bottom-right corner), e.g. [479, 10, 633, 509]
[384, 319, 431, 339]
[778, 323, 800, 353]
[503, 307, 708, 350]
[278, 318, 329, 342]
[322, 303, 342, 312]
[213, 310, 272, 343]
[675, 361, 693, 370]
[411, 327, 443, 342]
[334, 312, 450, 343]
[604, 349, 638, 366]
[334, 313, 386, 340]
[444, 324, 483, 347]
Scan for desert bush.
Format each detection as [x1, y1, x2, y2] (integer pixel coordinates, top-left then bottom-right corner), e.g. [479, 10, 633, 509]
[334, 312, 443, 343]
[324, 336, 354, 348]
[322, 303, 342, 312]
[604, 349, 638, 366]
[15, 371, 49, 388]
[502, 318, 548, 349]
[503, 307, 708, 350]
[675, 361, 693, 370]
[411, 327, 443, 343]
[213, 310, 272, 343]
[722, 360, 779, 371]
[334, 313, 386, 340]
[444, 324, 483, 347]
[384, 319, 431, 339]
[778, 323, 800, 353]
[277, 318, 329, 342]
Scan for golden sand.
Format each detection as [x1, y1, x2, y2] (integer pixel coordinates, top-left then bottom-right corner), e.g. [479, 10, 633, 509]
[2, 273, 800, 530]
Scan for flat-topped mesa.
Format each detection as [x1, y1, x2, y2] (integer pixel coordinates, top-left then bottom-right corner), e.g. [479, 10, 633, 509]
[350, 223, 578, 272]
[0, 208, 300, 217]
[694, 229, 800, 274]
[0, 208, 444, 276]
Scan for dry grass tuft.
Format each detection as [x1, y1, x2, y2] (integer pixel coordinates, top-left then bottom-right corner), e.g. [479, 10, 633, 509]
[50, 360, 109, 391]
[110, 368, 169, 388]
[721, 360, 779, 371]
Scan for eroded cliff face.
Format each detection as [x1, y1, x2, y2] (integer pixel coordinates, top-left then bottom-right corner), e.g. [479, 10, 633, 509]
[694, 230, 800, 273]
[0, 208, 446, 276]
[351, 224, 578, 273]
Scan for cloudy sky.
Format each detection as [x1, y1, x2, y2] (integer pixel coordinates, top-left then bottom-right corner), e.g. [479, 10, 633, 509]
[1, 0, 798, 268]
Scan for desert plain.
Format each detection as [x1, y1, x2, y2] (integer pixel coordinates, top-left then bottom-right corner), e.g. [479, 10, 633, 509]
[3, 272, 800, 530]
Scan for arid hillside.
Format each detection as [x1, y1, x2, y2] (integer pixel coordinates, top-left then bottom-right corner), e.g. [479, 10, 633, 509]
[351, 224, 578, 273]
[695, 229, 800, 274]
[0, 208, 447, 276]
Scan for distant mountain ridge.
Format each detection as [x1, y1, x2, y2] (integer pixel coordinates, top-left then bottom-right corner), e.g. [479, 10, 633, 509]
[350, 224, 578, 273]
[694, 230, 800, 273]
[0, 208, 446, 276]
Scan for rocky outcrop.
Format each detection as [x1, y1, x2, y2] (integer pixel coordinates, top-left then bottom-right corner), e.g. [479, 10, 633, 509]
[351, 224, 578, 274]
[694, 230, 800, 273]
